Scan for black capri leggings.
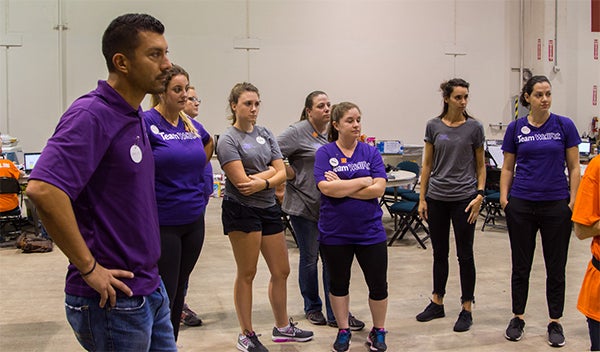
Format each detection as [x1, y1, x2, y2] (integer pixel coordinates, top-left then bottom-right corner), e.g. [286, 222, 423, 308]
[320, 240, 388, 301]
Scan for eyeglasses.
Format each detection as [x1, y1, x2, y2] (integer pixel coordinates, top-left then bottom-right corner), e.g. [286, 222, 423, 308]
[187, 97, 201, 103]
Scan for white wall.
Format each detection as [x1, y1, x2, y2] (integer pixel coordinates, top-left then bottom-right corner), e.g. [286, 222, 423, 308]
[0, 0, 598, 154]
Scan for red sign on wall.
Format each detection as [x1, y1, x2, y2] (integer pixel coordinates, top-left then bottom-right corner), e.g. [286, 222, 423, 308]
[595, 39, 598, 60]
[593, 85, 598, 106]
[548, 40, 554, 62]
[537, 39, 542, 60]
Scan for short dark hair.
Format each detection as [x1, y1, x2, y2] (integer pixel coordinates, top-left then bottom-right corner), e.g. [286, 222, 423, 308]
[102, 13, 165, 72]
[519, 75, 551, 108]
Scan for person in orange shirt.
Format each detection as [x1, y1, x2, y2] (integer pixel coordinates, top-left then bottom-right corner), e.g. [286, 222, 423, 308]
[572, 155, 600, 352]
[0, 145, 23, 216]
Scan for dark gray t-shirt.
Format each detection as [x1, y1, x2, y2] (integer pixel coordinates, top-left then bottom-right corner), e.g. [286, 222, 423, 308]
[217, 125, 283, 208]
[424, 117, 485, 201]
[277, 120, 328, 222]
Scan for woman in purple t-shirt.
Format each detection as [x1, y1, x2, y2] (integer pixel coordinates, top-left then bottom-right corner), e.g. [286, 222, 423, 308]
[144, 64, 214, 340]
[314, 102, 389, 352]
[500, 75, 581, 347]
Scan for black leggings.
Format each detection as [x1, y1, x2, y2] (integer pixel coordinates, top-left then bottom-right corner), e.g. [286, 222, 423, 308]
[320, 241, 388, 301]
[158, 216, 205, 339]
[426, 196, 476, 303]
[589, 317, 600, 351]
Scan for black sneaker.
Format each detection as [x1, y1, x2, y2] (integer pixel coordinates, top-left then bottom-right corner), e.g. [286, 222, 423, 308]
[504, 317, 525, 341]
[416, 301, 445, 322]
[547, 322, 565, 347]
[332, 329, 351, 352]
[272, 318, 314, 342]
[348, 313, 365, 331]
[306, 310, 327, 325]
[181, 304, 202, 327]
[453, 309, 472, 332]
[366, 327, 387, 351]
[237, 331, 268, 352]
[327, 313, 365, 331]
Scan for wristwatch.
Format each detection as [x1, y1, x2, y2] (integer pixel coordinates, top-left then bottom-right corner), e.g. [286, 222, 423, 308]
[476, 189, 485, 197]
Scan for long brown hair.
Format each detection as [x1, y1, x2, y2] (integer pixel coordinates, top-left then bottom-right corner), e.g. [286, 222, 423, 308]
[437, 78, 474, 120]
[300, 90, 327, 121]
[150, 64, 197, 135]
[519, 75, 551, 108]
[228, 82, 260, 125]
[328, 102, 360, 142]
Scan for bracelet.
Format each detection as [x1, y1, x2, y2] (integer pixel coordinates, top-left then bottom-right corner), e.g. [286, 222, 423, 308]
[476, 189, 485, 197]
[80, 259, 97, 277]
[265, 179, 270, 190]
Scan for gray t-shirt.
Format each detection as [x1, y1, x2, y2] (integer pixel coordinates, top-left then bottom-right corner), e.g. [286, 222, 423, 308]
[424, 117, 485, 201]
[217, 125, 283, 208]
[277, 120, 328, 222]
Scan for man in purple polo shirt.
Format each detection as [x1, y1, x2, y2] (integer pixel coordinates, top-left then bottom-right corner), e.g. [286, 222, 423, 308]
[26, 14, 176, 351]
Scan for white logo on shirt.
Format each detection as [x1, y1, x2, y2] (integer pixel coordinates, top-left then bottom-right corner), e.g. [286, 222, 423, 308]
[329, 158, 339, 167]
[150, 125, 160, 134]
[256, 136, 266, 144]
[333, 161, 371, 173]
[521, 126, 531, 134]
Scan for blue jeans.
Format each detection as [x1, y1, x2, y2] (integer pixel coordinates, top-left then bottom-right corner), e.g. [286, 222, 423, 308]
[65, 280, 176, 351]
[290, 215, 334, 322]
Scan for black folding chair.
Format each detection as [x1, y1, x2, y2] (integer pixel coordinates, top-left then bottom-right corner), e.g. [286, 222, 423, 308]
[387, 195, 430, 249]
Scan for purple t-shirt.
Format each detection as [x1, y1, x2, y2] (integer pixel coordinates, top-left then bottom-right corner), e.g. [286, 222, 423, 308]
[314, 142, 387, 245]
[30, 80, 161, 297]
[502, 113, 581, 201]
[144, 109, 211, 225]
[204, 162, 213, 204]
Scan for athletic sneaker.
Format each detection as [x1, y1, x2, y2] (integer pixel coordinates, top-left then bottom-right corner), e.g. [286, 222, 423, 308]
[416, 300, 445, 322]
[306, 310, 327, 325]
[348, 313, 366, 331]
[237, 331, 268, 352]
[453, 309, 473, 332]
[272, 318, 314, 342]
[327, 312, 366, 331]
[366, 327, 387, 351]
[332, 329, 351, 352]
[547, 322, 566, 347]
[504, 317, 525, 341]
[181, 304, 202, 327]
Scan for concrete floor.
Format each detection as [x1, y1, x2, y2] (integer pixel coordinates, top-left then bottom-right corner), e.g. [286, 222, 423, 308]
[0, 197, 594, 351]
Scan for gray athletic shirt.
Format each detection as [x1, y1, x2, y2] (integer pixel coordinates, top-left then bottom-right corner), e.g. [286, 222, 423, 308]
[277, 120, 328, 222]
[216, 125, 283, 208]
[424, 117, 485, 201]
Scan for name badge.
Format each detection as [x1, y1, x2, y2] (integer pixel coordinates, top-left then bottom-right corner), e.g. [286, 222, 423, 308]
[130, 145, 142, 163]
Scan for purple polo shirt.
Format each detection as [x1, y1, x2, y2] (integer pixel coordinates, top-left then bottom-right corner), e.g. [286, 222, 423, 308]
[314, 142, 387, 245]
[144, 108, 211, 225]
[30, 80, 161, 297]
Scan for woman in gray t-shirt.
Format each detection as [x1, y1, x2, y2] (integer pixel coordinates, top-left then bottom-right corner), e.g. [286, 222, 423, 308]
[415, 78, 486, 333]
[217, 82, 313, 351]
